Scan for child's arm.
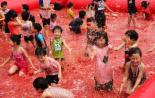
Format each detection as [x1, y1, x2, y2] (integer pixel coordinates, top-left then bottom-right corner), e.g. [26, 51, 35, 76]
[113, 42, 125, 51]
[131, 64, 145, 93]
[89, 46, 96, 60]
[62, 39, 71, 54]
[0, 57, 11, 67]
[21, 47, 36, 70]
[33, 69, 43, 75]
[49, 39, 53, 55]
[104, 2, 114, 13]
[119, 62, 130, 93]
[147, 44, 155, 53]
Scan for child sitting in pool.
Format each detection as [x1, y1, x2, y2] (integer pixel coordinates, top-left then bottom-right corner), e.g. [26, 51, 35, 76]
[66, 2, 74, 19]
[141, 1, 153, 21]
[34, 48, 62, 85]
[119, 47, 146, 95]
[0, 36, 36, 76]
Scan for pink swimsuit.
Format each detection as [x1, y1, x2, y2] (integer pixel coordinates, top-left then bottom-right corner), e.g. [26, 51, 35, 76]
[12, 51, 28, 73]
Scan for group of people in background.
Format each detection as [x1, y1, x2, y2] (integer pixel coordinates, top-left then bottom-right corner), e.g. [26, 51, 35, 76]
[0, 0, 154, 98]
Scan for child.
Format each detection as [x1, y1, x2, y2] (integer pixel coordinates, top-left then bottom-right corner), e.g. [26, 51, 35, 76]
[21, 12, 35, 49]
[22, 4, 35, 23]
[34, 48, 62, 85]
[0, 7, 6, 38]
[93, 0, 114, 29]
[1, 1, 10, 33]
[69, 10, 86, 34]
[67, 2, 74, 19]
[8, 10, 22, 38]
[128, 0, 137, 28]
[90, 32, 113, 91]
[0, 36, 36, 76]
[50, 26, 71, 61]
[114, 30, 138, 65]
[32, 23, 47, 56]
[33, 77, 74, 98]
[50, 13, 57, 30]
[85, 17, 97, 56]
[141, 1, 153, 21]
[86, 3, 95, 20]
[39, 0, 53, 37]
[119, 47, 146, 94]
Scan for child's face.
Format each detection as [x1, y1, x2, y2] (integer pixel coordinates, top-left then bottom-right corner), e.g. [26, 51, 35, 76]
[2, 5, 7, 11]
[38, 56, 45, 62]
[130, 53, 141, 67]
[54, 29, 62, 38]
[96, 37, 106, 47]
[31, 27, 37, 33]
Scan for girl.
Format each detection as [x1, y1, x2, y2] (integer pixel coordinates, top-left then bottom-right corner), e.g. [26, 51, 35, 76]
[34, 48, 62, 85]
[21, 12, 35, 49]
[128, 0, 137, 28]
[50, 13, 57, 30]
[114, 30, 138, 66]
[50, 26, 71, 61]
[8, 10, 22, 38]
[85, 17, 97, 56]
[120, 47, 146, 94]
[90, 32, 113, 91]
[141, 1, 153, 21]
[66, 2, 74, 19]
[93, 0, 114, 29]
[0, 36, 36, 76]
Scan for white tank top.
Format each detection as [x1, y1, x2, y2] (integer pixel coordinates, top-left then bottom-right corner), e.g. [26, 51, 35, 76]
[22, 21, 32, 36]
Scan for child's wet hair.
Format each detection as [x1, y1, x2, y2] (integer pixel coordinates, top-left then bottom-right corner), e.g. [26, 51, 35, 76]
[52, 25, 63, 33]
[33, 23, 42, 32]
[1, 1, 7, 7]
[22, 4, 29, 11]
[128, 47, 142, 57]
[10, 35, 21, 45]
[79, 10, 86, 19]
[35, 47, 47, 57]
[33, 77, 48, 90]
[50, 13, 57, 20]
[94, 32, 109, 46]
[67, 2, 73, 8]
[125, 30, 139, 41]
[141, 1, 150, 9]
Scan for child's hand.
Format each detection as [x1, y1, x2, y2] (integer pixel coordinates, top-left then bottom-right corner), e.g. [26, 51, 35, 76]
[69, 49, 72, 55]
[33, 70, 38, 75]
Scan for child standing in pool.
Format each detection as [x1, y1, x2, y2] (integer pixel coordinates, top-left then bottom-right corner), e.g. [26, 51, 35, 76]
[128, 0, 137, 28]
[50, 26, 71, 61]
[120, 47, 146, 94]
[90, 32, 113, 91]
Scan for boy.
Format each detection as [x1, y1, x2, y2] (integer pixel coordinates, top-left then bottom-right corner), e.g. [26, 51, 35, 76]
[33, 77, 74, 98]
[69, 10, 86, 34]
[32, 23, 47, 56]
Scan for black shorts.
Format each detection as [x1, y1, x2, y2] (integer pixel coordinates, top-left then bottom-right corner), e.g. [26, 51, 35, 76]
[10, 34, 21, 40]
[46, 74, 59, 85]
[95, 11, 106, 28]
[128, 7, 137, 15]
[42, 18, 50, 26]
[24, 35, 34, 42]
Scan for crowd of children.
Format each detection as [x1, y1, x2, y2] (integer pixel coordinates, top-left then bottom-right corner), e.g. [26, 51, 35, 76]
[0, 0, 154, 97]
